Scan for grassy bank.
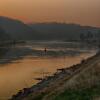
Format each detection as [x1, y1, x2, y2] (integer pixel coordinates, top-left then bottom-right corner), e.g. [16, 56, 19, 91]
[54, 86, 100, 100]
[28, 85, 100, 100]
[11, 52, 100, 100]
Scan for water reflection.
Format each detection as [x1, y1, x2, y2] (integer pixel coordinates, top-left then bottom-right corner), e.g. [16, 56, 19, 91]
[0, 42, 97, 99]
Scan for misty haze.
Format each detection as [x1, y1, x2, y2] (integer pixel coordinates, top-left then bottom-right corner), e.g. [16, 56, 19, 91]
[0, 0, 100, 100]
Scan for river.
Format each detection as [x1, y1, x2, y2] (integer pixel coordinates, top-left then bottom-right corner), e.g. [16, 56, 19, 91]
[0, 41, 97, 99]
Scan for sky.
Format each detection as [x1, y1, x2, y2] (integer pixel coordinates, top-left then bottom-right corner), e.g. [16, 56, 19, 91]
[0, 0, 100, 27]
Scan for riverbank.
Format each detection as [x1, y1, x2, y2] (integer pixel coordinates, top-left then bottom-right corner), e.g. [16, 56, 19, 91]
[11, 52, 100, 100]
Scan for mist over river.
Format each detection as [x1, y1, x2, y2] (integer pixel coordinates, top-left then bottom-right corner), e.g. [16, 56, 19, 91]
[0, 41, 97, 99]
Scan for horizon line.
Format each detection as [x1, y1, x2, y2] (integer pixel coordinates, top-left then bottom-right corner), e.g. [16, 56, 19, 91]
[0, 15, 100, 28]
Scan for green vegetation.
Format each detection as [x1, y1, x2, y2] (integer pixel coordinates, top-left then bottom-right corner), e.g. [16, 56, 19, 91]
[28, 93, 46, 100]
[34, 94, 45, 100]
[27, 85, 100, 100]
[54, 86, 100, 100]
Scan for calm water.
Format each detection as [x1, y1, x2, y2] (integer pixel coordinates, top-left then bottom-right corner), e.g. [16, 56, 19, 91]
[0, 42, 97, 99]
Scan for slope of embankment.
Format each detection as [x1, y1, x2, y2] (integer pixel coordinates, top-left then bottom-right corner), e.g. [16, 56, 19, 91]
[11, 52, 100, 100]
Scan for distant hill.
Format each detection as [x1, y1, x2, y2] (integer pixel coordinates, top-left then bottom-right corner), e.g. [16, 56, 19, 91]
[0, 16, 100, 41]
[0, 27, 11, 41]
[0, 16, 36, 40]
[29, 23, 100, 41]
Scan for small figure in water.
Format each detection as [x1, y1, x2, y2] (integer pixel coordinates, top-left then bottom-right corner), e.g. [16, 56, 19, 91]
[44, 48, 47, 53]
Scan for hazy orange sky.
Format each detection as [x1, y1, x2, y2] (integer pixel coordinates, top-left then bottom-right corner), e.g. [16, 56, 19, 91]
[0, 0, 100, 27]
